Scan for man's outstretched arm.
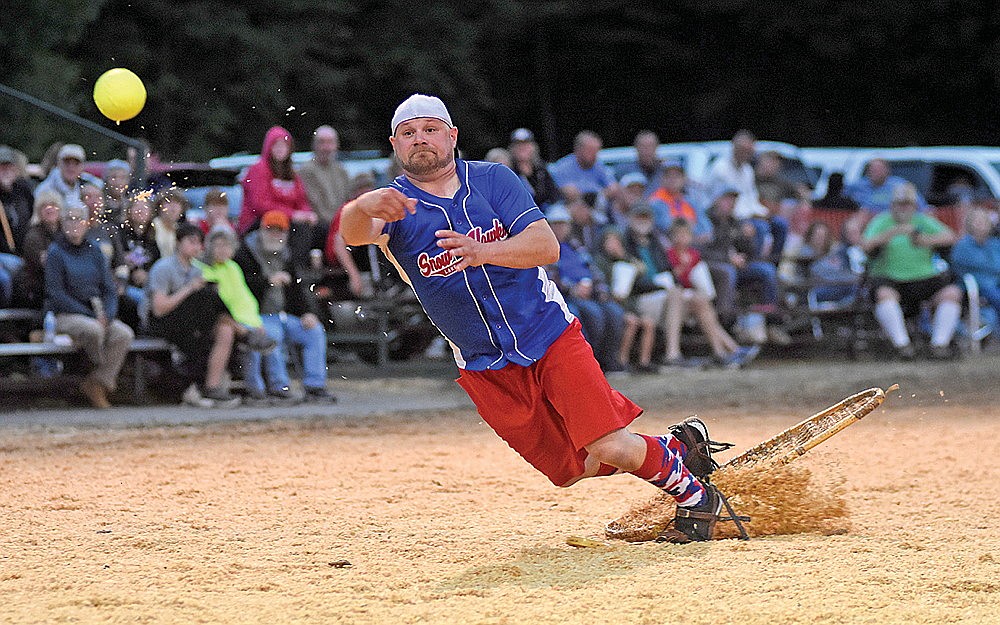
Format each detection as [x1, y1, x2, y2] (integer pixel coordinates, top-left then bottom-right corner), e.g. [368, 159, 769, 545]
[340, 188, 418, 246]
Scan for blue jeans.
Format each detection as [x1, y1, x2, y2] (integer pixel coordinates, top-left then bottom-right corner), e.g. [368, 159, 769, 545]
[749, 217, 789, 264]
[244, 313, 328, 393]
[737, 261, 779, 306]
[0, 253, 24, 307]
[979, 281, 1000, 314]
[568, 297, 625, 369]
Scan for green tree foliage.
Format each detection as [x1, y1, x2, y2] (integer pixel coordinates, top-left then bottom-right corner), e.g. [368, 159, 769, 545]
[3, 1, 1000, 163]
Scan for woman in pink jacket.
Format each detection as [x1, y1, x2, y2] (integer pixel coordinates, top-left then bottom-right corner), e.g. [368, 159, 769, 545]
[237, 126, 317, 235]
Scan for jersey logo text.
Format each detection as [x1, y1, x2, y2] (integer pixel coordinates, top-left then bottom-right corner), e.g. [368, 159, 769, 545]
[417, 220, 509, 278]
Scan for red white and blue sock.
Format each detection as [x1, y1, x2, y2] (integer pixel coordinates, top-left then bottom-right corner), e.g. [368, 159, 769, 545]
[630, 434, 705, 507]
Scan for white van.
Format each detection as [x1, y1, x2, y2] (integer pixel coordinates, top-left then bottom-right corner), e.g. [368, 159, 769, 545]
[802, 146, 1000, 207]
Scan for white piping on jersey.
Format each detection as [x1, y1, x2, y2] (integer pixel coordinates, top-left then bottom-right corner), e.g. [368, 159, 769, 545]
[508, 206, 538, 233]
[418, 185, 506, 367]
[380, 241, 469, 369]
[537, 265, 574, 322]
[460, 161, 535, 364]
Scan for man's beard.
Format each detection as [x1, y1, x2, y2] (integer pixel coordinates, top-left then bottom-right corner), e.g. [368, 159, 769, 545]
[403, 148, 451, 176]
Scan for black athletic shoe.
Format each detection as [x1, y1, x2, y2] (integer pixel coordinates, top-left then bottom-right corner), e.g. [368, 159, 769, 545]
[658, 484, 724, 543]
[667, 417, 734, 479]
[304, 386, 337, 402]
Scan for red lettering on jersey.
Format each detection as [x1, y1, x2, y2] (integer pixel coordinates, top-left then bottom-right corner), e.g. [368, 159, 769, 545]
[418, 250, 462, 277]
[468, 219, 507, 244]
[417, 220, 509, 278]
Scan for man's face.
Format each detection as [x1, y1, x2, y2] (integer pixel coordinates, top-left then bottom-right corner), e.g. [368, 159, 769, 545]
[314, 129, 339, 160]
[177, 235, 203, 260]
[757, 154, 782, 177]
[261, 226, 288, 253]
[81, 186, 104, 219]
[105, 169, 129, 198]
[210, 237, 234, 264]
[867, 160, 890, 185]
[40, 202, 61, 228]
[390, 118, 457, 177]
[61, 215, 89, 245]
[635, 135, 658, 165]
[715, 193, 737, 216]
[968, 211, 993, 241]
[159, 200, 184, 224]
[732, 137, 755, 164]
[622, 183, 645, 207]
[128, 200, 153, 226]
[0, 162, 16, 188]
[510, 141, 535, 163]
[575, 137, 601, 169]
[663, 168, 685, 193]
[890, 200, 916, 223]
[59, 157, 84, 184]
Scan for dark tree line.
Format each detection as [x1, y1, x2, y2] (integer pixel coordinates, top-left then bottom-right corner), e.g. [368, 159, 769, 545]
[4, 1, 1000, 163]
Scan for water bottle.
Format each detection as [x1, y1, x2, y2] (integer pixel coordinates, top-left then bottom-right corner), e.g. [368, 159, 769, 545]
[43, 311, 56, 343]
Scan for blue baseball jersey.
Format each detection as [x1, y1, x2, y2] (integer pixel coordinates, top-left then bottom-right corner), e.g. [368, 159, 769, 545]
[382, 159, 574, 370]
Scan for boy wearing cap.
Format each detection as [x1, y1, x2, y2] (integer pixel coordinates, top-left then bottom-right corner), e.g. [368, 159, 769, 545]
[234, 210, 334, 402]
[337, 94, 732, 543]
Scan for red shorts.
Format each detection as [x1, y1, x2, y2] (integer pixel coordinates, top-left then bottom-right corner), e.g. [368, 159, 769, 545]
[456, 319, 643, 486]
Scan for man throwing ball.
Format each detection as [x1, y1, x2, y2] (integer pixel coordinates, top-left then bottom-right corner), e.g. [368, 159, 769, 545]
[341, 94, 725, 542]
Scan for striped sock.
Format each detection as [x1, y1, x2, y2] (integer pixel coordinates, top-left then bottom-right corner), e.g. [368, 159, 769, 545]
[631, 434, 705, 507]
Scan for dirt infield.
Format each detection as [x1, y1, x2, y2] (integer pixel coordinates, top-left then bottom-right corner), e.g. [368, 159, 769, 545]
[2, 359, 999, 624]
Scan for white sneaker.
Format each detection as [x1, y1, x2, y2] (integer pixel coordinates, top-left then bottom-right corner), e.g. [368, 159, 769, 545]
[182, 384, 215, 408]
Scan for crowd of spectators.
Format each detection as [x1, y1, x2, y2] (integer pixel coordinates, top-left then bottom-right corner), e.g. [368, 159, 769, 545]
[2, 121, 999, 408]
[0, 125, 356, 408]
[493, 127, 998, 370]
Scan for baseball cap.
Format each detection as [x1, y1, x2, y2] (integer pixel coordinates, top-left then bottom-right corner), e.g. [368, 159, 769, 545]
[663, 159, 684, 173]
[58, 144, 86, 162]
[620, 172, 647, 188]
[261, 210, 290, 231]
[391, 94, 453, 134]
[545, 203, 571, 223]
[891, 182, 918, 205]
[509, 128, 535, 143]
[0, 145, 15, 164]
[104, 159, 131, 175]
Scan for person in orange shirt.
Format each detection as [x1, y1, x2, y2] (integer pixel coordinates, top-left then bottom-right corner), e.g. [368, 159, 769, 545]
[649, 162, 712, 245]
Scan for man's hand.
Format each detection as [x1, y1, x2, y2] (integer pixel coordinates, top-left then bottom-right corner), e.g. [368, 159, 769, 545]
[355, 188, 418, 223]
[187, 276, 206, 293]
[435, 229, 487, 273]
[301, 312, 320, 330]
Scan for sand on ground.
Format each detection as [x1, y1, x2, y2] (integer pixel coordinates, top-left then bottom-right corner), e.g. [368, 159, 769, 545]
[2, 374, 999, 624]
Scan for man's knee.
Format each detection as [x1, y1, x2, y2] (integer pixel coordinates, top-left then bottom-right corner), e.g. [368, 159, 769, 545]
[875, 286, 900, 302]
[938, 284, 962, 303]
